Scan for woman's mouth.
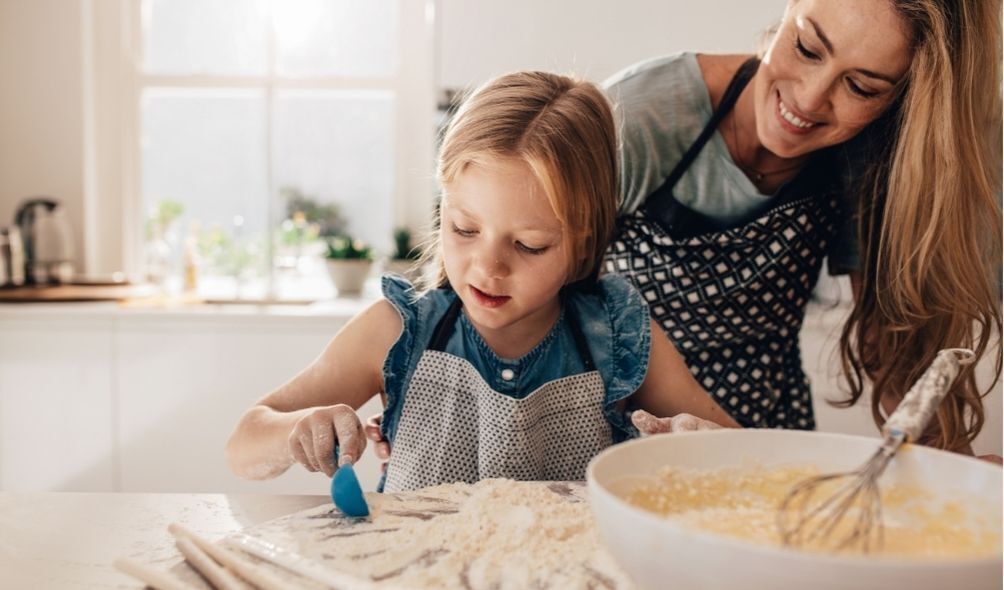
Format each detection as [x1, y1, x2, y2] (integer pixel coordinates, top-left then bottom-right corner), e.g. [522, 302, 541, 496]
[470, 286, 511, 308]
[776, 91, 818, 134]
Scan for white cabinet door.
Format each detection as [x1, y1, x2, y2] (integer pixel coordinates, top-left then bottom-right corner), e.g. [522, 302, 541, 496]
[115, 316, 386, 494]
[0, 316, 115, 491]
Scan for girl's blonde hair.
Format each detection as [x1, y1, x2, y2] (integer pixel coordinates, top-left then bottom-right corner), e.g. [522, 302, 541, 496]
[417, 71, 618, 291]
[837, 0, 1003, 451]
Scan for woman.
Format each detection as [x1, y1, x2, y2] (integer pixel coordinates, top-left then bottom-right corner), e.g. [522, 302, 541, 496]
[603, 0, 1001, 452]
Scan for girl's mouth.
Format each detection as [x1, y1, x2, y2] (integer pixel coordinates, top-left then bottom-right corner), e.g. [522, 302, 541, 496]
[470, 286, 511, 308]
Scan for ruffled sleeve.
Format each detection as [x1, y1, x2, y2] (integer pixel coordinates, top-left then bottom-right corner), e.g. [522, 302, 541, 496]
[568, 274, 651, 440]
[380, 275, 420, 414]
[378, 276, 457, 445]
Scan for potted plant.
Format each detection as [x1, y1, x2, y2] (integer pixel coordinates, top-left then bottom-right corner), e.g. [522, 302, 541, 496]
[276, 186, 345, 270]
[383, 227, 424, 284]
[324, 235, 373, 295]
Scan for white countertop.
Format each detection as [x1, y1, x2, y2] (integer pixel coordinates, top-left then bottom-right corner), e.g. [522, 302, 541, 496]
[0, 492, 330, 589]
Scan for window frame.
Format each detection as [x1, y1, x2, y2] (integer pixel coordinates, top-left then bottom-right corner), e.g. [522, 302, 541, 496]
[111, 0, 437, 296]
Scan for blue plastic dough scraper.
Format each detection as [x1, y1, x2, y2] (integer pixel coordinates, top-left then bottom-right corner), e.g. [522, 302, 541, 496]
[330, 454, 369, 517]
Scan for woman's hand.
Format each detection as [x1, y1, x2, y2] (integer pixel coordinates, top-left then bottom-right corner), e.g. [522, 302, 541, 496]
[287, 404, 366, 477]
[631, 409, 724, 435]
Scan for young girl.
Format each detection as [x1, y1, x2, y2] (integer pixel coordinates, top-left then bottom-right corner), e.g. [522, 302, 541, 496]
[226, 71, 739, 492]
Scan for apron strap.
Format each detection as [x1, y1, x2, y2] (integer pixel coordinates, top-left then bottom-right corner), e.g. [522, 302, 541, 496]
[641, 57, 759, 233]
[426, 293, 596, 371]
[428, 296, 463, 352]
[565, 305, 596, 372]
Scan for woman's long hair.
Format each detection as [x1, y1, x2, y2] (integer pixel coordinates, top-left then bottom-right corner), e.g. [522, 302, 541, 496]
[837, 0, 1003, 451]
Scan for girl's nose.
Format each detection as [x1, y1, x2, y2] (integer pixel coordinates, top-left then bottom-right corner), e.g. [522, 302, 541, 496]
[476, 245, 510, 278]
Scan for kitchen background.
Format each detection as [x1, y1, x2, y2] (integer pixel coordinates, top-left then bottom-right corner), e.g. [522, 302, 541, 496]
[0, 0, 999, 496]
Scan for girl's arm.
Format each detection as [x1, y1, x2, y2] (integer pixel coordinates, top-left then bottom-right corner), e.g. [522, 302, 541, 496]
[225, 299, 403, 479]
[630, 318, 741, 429]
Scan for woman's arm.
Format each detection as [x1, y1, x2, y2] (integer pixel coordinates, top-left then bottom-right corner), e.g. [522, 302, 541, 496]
[225, 299, 403, 479]
[630, 318, 741, 428]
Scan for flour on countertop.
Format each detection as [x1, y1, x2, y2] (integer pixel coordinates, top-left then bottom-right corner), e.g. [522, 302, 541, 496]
[210, 479, 633, 590]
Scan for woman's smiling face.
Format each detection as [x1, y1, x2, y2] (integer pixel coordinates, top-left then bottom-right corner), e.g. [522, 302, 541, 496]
[753, 0, 913, 158]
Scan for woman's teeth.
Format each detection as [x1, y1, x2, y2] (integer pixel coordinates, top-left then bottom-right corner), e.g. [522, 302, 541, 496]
[779, 99, 816, 129]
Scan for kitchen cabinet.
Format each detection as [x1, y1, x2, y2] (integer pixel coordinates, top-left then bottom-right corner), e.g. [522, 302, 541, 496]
[0, 301, 384, 494]
[0, 313, 115, 491]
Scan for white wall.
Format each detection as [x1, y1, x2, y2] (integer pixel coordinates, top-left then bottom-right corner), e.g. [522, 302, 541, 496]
[437, 0, 784, 87]
[0, 0, 87, 274]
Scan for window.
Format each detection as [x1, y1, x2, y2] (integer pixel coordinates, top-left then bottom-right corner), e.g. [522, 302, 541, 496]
[129, 0, 435, 300]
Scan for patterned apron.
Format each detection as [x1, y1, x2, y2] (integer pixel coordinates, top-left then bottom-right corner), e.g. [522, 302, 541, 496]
[605, 58, 842, 429]
[383, 296, 613, 492]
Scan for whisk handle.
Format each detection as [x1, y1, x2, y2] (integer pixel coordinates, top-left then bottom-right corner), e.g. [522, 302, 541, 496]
[883, 348, 975, 442]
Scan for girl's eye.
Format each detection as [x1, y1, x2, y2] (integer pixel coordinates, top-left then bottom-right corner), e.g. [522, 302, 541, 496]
[795, 37, 819, 60]
[846, 78, 879, 98]
[516, 242, 548, 255]
[451, 224, 476, 237]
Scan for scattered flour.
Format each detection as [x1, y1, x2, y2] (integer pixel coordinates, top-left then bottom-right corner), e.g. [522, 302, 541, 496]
[232, 479, 632, 589]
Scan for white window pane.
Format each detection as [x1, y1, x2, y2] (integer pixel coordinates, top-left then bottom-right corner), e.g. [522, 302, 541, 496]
[143, 0, 268, 76]
[275, 0, 398, 78]
[274, 91, 395, 252]
[141, 89, 268, 235]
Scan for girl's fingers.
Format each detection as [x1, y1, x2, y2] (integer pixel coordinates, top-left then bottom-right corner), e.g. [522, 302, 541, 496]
[363, 414, 384, 442]
[365, 413, 383, 429]
[289, 434, 316, 472]
[311, 424, 336, 477]
[302, 433, 325, 472]
[375, 441, 390, 460]
[333, 410, 365, 466]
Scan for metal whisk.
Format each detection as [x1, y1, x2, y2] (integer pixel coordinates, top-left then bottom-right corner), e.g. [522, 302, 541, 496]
[776, 347, 976, 554]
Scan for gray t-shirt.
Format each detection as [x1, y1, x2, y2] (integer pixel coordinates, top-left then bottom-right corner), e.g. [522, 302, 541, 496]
[602, 52, 858, 273]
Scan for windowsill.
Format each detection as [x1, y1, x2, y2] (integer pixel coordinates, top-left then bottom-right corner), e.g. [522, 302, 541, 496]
[0, 281, 381, 324]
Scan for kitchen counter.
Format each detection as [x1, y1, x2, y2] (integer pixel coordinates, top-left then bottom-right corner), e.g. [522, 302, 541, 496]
[0, 492, 330, 589]
[0, 295, 375, 324]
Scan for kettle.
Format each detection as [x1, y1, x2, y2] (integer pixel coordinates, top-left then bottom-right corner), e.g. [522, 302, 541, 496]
[15, 197, 75, 285]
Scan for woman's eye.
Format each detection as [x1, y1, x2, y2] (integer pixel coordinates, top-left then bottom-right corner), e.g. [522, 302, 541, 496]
[516, 242, 548, 255]
[795, 37, 819, 60]
[451, 224, 476, 237]
[846, 78, 879, 98]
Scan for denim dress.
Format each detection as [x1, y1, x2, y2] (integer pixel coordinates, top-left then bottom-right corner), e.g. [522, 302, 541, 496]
[377, 274, 650, 492]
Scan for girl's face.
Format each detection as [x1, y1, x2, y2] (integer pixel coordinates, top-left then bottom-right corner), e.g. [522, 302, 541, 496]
[440, 157, 570, 339]
[753, 0, 912, 158]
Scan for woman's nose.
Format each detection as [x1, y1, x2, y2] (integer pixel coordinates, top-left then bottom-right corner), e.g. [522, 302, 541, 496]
[793, 70, 833, 116]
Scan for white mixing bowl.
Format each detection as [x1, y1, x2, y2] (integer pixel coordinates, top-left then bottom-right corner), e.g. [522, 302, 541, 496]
[587, 430, 1002, 590]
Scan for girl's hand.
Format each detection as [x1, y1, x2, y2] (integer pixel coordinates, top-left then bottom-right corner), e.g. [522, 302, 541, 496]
[287, 404, 366, 477]
[631, 409, 724, 435]
[364, 413, 392, 460]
